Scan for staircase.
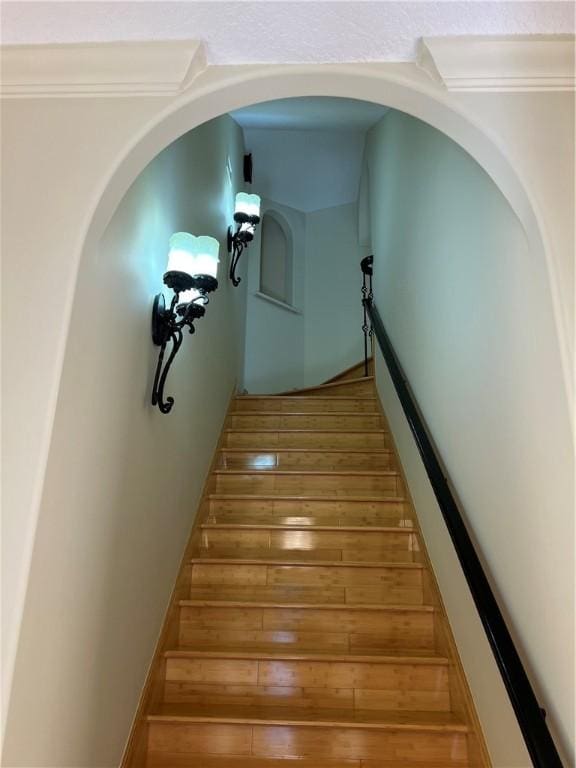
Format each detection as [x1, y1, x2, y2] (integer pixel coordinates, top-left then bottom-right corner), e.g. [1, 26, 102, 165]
[124, 362, 488, 767]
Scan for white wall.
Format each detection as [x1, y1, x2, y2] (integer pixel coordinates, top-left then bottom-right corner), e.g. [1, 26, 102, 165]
[244, 198, 306, 393]
[2, 115, 247, 767]
[303, 202, 367, 385]
[456, 90, 575, 383]
[366, 110, 574, 765]
[1, 96, 171, 738]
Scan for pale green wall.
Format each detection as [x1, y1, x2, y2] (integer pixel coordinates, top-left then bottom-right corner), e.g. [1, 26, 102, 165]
[244, 198, 306, 393]
[243, 200, 365, 393]
[304, 203, 366, 385]
[366, 110, 574, 764]
[3, 115, 247, 766]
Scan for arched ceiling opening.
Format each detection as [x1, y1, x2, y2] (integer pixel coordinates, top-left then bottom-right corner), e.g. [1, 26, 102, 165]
[77, 62, 569, 418]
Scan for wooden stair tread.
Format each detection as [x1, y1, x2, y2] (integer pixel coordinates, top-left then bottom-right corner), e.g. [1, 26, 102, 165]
[165, 648, 447, 664]
[205, 523, 415, 534]
[221, 447, 391, 453]
[276, 376, 375, 396]
[201, 523, 412, 532]
[213, 469, 398, 476]
[205, 514, 414, 527]
[190, 557, 424, 569]
[236, 395, 377, 401]
[206, 513, 413, 523]
[323, 360, 373, 383]
[145, 759, 468, 768]
[209, 497, 406, 503]
[230, 411, 380, 416]
[148, 703, 468, 732]
[225, 429, 387, 434]
[179, 600, 435, 612]
[145, 758, 467, 768]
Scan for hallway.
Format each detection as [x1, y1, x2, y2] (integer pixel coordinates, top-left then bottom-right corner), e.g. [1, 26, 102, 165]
[2, 7, 574, 767]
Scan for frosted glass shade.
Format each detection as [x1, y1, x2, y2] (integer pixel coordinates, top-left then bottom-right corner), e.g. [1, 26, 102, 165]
[234, 193, 261, 220]
[165, 232, 219, 279]
[177, 288, 201, 305]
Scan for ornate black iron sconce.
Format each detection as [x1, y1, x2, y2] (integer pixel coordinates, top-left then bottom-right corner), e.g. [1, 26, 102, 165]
[227, 192, 261, 287]
[151, 233, 219, 414]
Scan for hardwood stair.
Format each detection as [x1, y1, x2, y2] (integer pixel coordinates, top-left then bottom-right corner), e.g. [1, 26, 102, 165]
[122, 365, 488, 767]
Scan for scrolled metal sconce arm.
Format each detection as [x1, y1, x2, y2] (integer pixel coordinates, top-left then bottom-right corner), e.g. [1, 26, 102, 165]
[227, 217, 258, 287]
[151, 273, 217, 414]
[227, 193, 261, 287]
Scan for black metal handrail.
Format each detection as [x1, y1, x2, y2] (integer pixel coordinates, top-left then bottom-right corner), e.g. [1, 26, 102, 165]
[363, 294, 563, 767]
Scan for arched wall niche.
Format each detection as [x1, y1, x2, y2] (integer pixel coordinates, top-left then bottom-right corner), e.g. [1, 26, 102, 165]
[259, 208, 295, 306]
[78, 66, 570, 411]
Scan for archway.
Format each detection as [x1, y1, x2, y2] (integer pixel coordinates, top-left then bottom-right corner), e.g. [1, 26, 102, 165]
[258, 208, 294, 306]
[4, 61, 572, 768]
[78, 64, 569, 408]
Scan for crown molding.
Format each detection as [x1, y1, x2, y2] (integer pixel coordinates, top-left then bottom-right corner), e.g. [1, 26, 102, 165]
[419, 35, 575, 92]
[0, 41, 207, 97]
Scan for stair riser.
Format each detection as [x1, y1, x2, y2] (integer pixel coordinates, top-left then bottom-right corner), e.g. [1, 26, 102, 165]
[148, 723, 468, 763]
[178, 627, 362, 653]
[195, 548, 417, 564]
[219, 451, 394, 472]
[229, 415, 384, 430]
[163, 681, 449, 714]
[179, 606, 435, 653]
[190, 564, 424, 605]
[326, 363, 372, 383]
[200, 529, 416, 550]
[206, 516, 414, 532]
[303, 380, 375, 396]
[197, 530, 420, 563]
[234, 398, 378, 413]
[224, 431, 390, 450]
[207, 498, 413, 528]
[214, 475, 403, 498]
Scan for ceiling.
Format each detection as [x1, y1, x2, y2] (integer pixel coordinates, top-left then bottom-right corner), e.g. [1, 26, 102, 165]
[242, 126, 369, 213]
[2, 2, 573, 62]
[232, 97, 389, 212]
[232, 97, 388, 132]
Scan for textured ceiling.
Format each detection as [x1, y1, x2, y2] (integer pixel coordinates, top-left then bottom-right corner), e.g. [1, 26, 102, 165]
[1, 2, 574, 62]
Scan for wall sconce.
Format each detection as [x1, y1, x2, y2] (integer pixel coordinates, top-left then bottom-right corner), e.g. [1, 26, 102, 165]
[151, 232, 219, 414]
[227, 192, 261, 287]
